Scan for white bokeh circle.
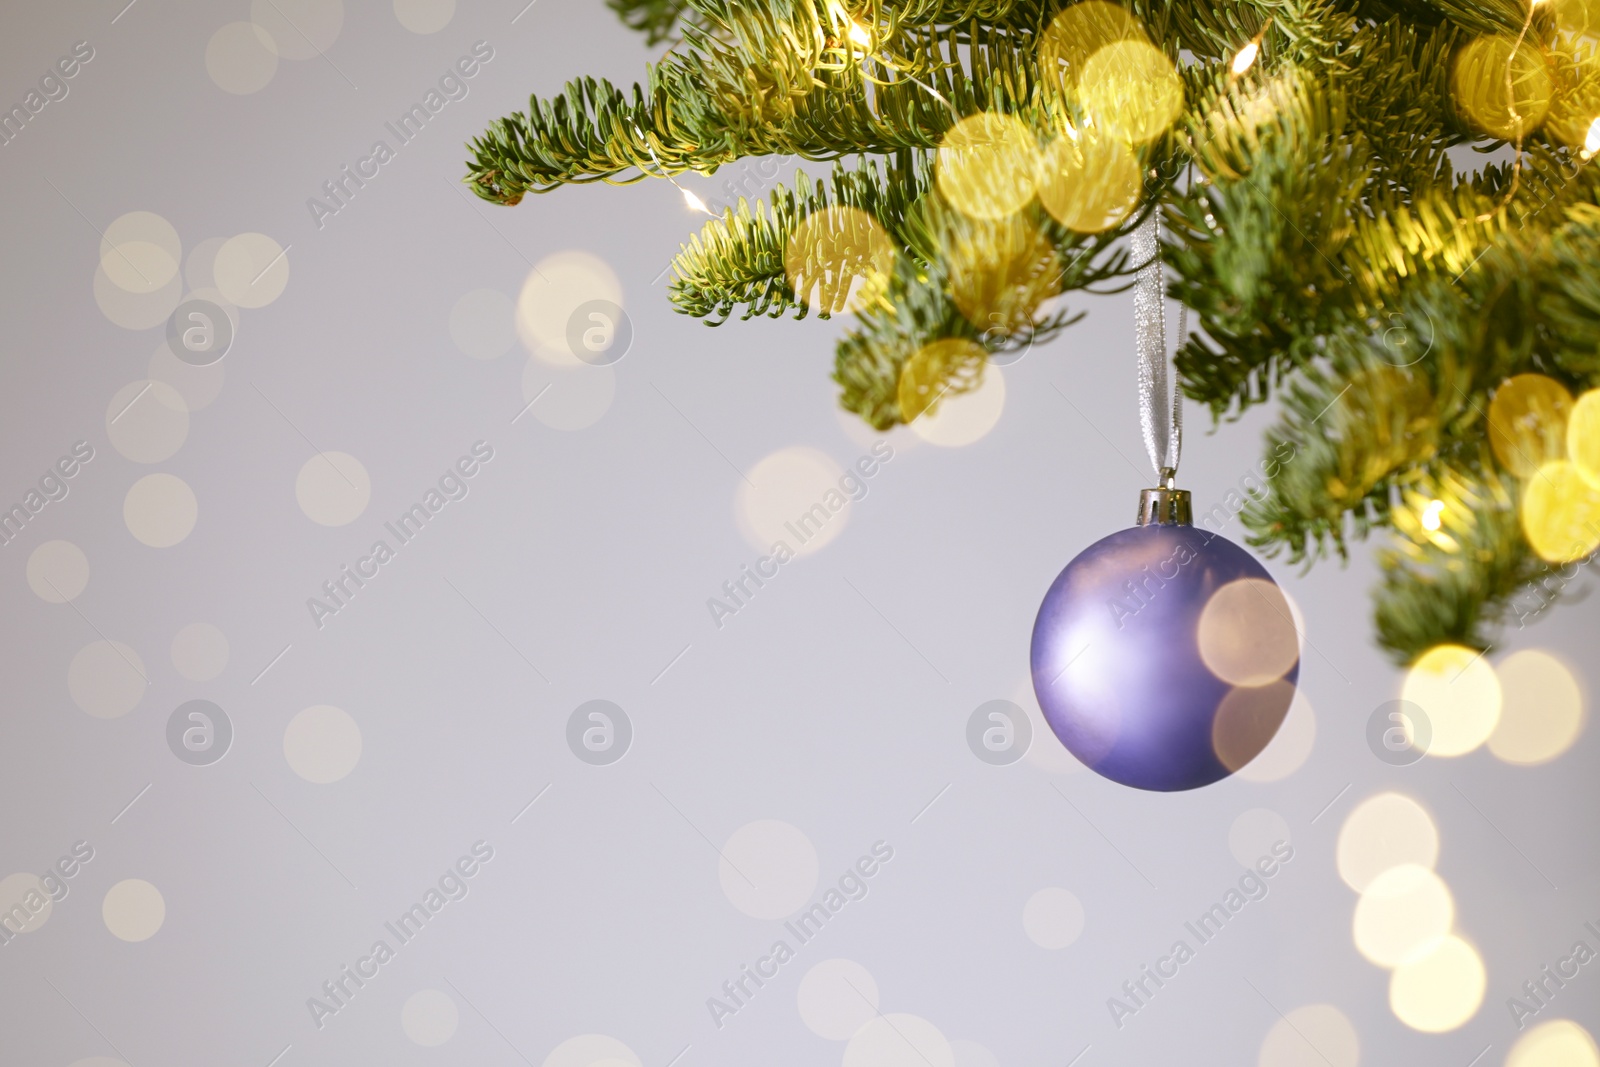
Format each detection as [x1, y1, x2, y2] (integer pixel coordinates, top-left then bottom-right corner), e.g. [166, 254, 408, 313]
[951, 1040, 1001, 1067]
[284, 705, 362, 783]
[1228, 808, 1291, 868]
[395, 0, 455, 34]
[1236, 689, 1316, 782]
[401, 989, 459, 1046]
[737, 447, 849, 557]
[843, 1014, 956, 1067]
[909, 366, 1005, 447]
[124, 474, 198, 547]
[1257, 1003, 1359, 1067]
[103, 879, 165, 942]
[1022, 887, 1085, 949]
[541, 1035, 642, 1067]
[27, 540, 89, 602]
[206, 22, 279, 94]
[797, 958, 879, 1040]
[68, 641, 146, 719]
[718, 820, 819, 920]
[215, 232, 289, 308]
[295, 452, 371, 526]
[171, 623, 230, 682]
[107, 380, 189, 463]
[0, 873, 53, 934]
[100, 212, 181, 294]
[517, 251, 623, 365]
[94, 264, 182, 330]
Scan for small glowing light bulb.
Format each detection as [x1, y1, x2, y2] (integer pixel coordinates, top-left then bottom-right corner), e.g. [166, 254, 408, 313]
[1231, 39, 1260, 76]
[681, 187, 711, 214]
[1583, 116, 1600, 160]
[847, 20, 872, 47]
[1421, 499, 1445, 531]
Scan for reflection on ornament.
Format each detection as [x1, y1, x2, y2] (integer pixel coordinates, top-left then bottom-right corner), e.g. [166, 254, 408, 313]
[1522, 460, 1600, 560]
[1569, 388, 1600, 486]
[783, 206, 897, 316]
[898, 338, 987, 422]
[1489, 373, 1573, 477]
[1452, 34, 1553, 140]
[1031, 519, 1299, 791]
[1036, 130, 1141, 233]
[1038, 1, 1147, 97]
[1079, 39, 1184, 144]
[936, 112, 1041, 219]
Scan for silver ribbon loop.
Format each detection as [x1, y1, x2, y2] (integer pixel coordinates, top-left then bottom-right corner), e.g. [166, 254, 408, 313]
[1132, 209, 1182, 485]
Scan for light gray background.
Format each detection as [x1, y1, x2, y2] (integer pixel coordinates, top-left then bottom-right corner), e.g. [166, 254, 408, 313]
[2, 2, 1597, 1065]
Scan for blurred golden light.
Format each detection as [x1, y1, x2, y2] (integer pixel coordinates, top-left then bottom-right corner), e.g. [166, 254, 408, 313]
[737, 447, 850, 557]
[1568, 389, 1600, 487]
[936, 112, 1041, 220]
[1036, 130, 1142, 233]
[1352, 864, 1454, 968]
[1257, 1004, 1360, 1067]
[517, 250, 624, 366]
[1507, 1019, 1600, 1067]
[1211, 678, 1296, 773]
[783, 206, 897, 316]
[847, 20, 872, 47]
[1037, 1, 1147, 95]
[1586, 117, 1600, 158]
[1400, 644, 1502, 757]
[1421, 499, 1445, 531]
[1231, 39, 1261, 75]
[909, 362, 1007, 447]
[898, 338, 988, 423]
[1336, 792, 1440, 893]
[1489, 374, 1574, 478]
[1452, 34, 1554, 141]
[1197, 578, 1301, 687]
[1078, 40, 1184, 144]
[1235, 689, 1316, 783]
[943, 215, 1062, 335]
[1522, 460, 1600, 562]
[681, 187, 711, 214]
[1388, 934, 1486, 1032]
[1489, 649, 1586, 764]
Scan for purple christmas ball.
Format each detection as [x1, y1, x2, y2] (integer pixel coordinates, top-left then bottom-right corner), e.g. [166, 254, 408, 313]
[1030, 523, 1301, 791]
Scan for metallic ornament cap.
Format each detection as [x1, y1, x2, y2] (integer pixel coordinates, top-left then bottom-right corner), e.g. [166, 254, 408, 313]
[1137, 473, 1192, 526]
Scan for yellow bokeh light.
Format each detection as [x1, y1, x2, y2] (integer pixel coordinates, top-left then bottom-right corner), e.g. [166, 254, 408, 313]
[936, 112, 1042, 220]
[1352, 864, 1454, 968]
[736, 446, 850, 558]
[1197, 578, 1301, 687]
[1490, 374, 1574, 478]
[1231, 39, 1261, 76]
[1522, 460, 1600, 562]
[783, 206, 897, 316]
[1257, 1004, 1360, 1067]
[944, 214, 1062, 335]
[517, 250, 623, 366]
[1489, 649, 1586, 764]
[1079, 39, 1185, 144]
[1400, 644, 1502, 757]
[1036, 130, 1142, 233]
[1453, 34, 1554, 140]
[1211, 678, 1296, 773]
[1507, 1019, 1600, 1067]
[1421, 499, 1445, 531]
[1388, 934, 1486, 1033]
[910, 362, 1007, 447]
[1568, 389, 1600, 488]
[898, 337, 988, 423]
[1037, 1, 1147, 95]
[1336, 792, 1440, 893]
